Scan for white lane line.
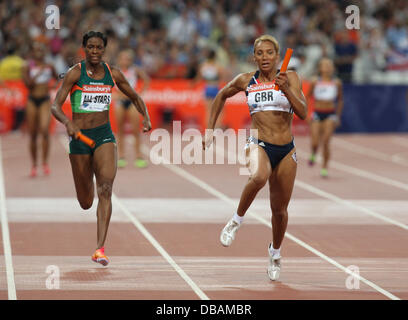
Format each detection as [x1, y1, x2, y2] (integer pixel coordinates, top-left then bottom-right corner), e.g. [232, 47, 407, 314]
[111, 194, 209, 300]
[215, 143, 408, 230]
[57, 135, 209, 300]
[296, 147, 408, 192]
[294, 180, 408, 230]
[333, 137, 408, 166]
[391, 136, 408, 148]
[142, 144, 401, 300]
[8, 197, 408, 225]
[0, 137, 17, 300]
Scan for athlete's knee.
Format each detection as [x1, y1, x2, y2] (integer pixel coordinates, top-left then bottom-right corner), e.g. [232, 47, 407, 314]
[250, 173, 268, 188]
[78, 197, 93, 210]
[30, 132, 38, 141]
[322, 139, 330, 150]
[97, 181, 113, 199]
[40, 130, 49, 139]
[271, 206, 288, 219]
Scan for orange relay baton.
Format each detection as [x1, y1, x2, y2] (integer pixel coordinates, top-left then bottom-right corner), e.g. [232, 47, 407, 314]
[275, 48, 293, 91]
[76, 132, 96, 148]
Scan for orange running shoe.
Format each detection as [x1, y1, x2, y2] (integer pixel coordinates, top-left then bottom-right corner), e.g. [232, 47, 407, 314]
[30, 166, 37, 178]
[43, 164, 50, 176]
[91, 247, 109, 266]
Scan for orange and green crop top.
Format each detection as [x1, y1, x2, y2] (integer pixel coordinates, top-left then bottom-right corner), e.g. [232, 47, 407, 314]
[70, 60, 115, 113]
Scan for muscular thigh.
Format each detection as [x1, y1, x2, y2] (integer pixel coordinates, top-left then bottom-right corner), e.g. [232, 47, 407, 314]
[69, 153, 94, 196]
[128, 105, 141, 130]
[269, 148, 297, 210]
[26, 100, 38, 133]
[321, 119, 336, 142]
[38, 100, 51, 132]
[93, 142, 117, 183]
[310, 120, 322, 139]
[246, 143, 271, 180]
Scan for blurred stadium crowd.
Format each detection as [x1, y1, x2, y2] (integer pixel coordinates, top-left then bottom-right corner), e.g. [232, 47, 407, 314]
[1, 0, 408, 84]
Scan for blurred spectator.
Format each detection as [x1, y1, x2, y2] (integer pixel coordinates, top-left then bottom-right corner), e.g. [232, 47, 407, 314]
[0, 0, 406, 84]
[167, 8, 196, 45]
[0, 45, 24, 82]
[334, 29, 358, 83]
[0, 45, 26, 131]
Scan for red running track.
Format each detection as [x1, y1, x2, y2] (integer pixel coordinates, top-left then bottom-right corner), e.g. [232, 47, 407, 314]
[0, 131, 407, 300]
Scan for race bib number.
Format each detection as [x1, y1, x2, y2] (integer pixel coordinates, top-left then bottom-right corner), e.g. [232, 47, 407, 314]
[80, 85, 111, 112]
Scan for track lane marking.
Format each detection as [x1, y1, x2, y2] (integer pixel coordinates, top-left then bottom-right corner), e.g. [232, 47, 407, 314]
[332, 137, 408, 166]
[216, 140, 408, 230]
[391, 136, 408, 148]
[141, 143, 401, 300]
[296, 147, 408, 193]
[0, 137, 17, 300]
[57, 135, 209, 300]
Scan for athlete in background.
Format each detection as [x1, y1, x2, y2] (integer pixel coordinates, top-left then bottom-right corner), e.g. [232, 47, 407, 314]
[307, 58, 343, 178]
[114, 49, 150, 169]
[23, 42, 58, 177]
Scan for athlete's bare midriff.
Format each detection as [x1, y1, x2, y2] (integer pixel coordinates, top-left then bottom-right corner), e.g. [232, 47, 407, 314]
[314, 100, 336, 111]
[30, 84, 50, 98]
[72, 111, 110, 129]
[251, 111, 293, 145]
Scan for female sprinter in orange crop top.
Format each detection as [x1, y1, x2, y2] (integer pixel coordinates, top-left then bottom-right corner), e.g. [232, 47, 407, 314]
[307, 58, 343, 178]
[203, 35, 307, 281]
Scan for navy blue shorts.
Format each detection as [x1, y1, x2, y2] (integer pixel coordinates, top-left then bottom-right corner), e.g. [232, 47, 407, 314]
[246, 136, 296, 169]
[118, 99, 132, 109]
[205, 85, 218, 99]
[69, 122, 116, 155]
[312, 111, 338, 122]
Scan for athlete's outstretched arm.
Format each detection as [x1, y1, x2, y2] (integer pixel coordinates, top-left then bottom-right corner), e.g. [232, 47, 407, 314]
[275, 70, 307, 120]
[207, 73, 249, 130]
[51, 64, 81, 137]
[111, 67, 151, 132]
[203, 72, 250, 149]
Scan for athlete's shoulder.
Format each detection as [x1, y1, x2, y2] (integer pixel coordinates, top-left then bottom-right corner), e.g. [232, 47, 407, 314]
[235, 71, 256, 86]
[287, 70, 300, 77]
[309, 75, 319, 84]
[106, 64, 123, 80]
[69, 62, 82, 72]
[63, 63, 81, 83]
[107, 64, 119, 72]
[287, 70, 302, 84]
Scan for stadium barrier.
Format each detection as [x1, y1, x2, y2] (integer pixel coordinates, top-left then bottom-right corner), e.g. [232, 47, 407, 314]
[1, 80, 406, 134]
[337, 84, 408, 133]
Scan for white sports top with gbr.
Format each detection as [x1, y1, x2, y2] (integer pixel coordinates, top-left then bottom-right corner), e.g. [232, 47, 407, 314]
[313, 78, 338, 101]
[246, 70, 293, 115]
